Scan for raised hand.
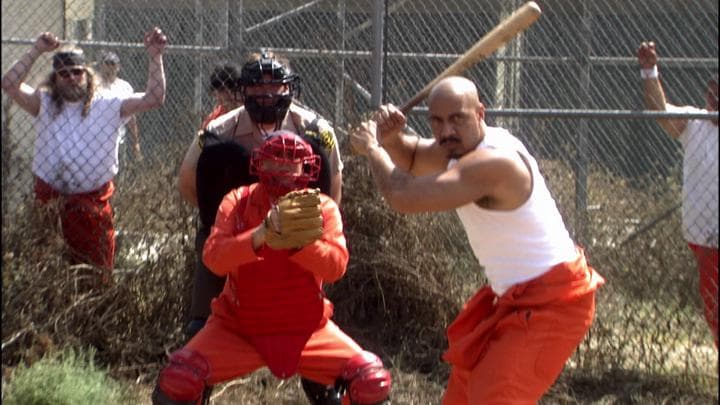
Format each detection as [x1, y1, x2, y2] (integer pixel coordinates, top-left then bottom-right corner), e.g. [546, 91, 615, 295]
[373, 103, 406, 146]
[637, 41, 658, 69]
[34, 32, 61, 53]
[144, 27, 168, 58]
[350, 119, 379, 157]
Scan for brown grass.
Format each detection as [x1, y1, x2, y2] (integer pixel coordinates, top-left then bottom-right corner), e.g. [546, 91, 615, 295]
[2, 141, 717, 404]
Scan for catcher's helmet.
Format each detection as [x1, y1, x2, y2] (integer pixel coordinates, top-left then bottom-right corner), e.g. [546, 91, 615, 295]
[238, 53, 300, 128]
[250, 131, 320, 199]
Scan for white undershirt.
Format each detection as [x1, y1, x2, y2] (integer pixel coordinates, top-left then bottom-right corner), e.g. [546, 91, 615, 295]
[449, 127, 577, 295]
[33, 91, 129, 193]
[98, 78, 134, 143]
[666, 104, 719, 247]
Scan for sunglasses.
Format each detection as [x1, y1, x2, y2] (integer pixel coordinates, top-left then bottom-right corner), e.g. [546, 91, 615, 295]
[56, 68, 85, 79]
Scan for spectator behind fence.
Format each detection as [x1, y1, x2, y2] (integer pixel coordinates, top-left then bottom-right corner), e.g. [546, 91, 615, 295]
[96, 50, 143, 164]
[638, 41, 718, 347]
[1, 27, 167, 283]
[153, 131, 391, 405]
[177, 50, 346, 404]
[350, 76, 604, 404]
[200, 62, 243, 130]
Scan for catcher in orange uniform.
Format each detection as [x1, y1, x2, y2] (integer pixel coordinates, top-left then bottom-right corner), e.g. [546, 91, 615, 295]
[152, 131, 391, 405]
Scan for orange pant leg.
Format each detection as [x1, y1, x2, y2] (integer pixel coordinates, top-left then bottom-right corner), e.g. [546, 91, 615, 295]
[34, 178, 116, 275]
[689, 243, 719, 347]
[185, 315, 266, 385]
[186, 317, 365, 387]
[442, 292, 596, 405]
[296, 320, 365, 386]
[62, 184, 115, 272]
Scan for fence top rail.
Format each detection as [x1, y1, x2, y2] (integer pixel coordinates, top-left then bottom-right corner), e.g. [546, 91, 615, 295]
[1, 37, 223, 53]
[3, 38, 717, 67]
[408, 108, 720, 120]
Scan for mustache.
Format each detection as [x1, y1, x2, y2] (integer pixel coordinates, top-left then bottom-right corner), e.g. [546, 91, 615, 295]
[439, 137, 461, 146]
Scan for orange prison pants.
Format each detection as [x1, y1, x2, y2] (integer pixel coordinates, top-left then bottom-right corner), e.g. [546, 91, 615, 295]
[34, 177, 116, 274]
[185, 315, 364, 387]
[689, 243, 719, 347]
[442, 250, 603, 405]
[443, 293, 595, 405]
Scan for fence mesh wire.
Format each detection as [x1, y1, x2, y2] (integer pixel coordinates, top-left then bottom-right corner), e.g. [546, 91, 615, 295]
[2, 0, 718, 383]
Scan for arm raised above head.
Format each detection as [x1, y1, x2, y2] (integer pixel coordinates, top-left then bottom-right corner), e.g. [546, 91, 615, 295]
[121, 27, 167, 118]
[638, 41, 688, 139]
[1, 32, 60, 116]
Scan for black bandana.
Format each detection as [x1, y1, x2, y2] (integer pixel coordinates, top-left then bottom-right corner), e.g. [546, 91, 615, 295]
[53, 51, 86, 70]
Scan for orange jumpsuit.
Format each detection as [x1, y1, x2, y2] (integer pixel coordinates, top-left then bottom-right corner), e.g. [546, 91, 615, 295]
[189, 183, 364, 386]
[688, 243, 719, 347]
[34, 176, 115, 276]
[442, 249, 604, 405]
[200, 104, 230, 130]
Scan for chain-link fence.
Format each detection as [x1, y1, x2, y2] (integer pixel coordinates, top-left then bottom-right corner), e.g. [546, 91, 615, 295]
[2, 0, 718, 386]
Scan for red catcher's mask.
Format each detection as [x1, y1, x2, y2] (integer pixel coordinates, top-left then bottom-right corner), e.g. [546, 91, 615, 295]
[250, 131, 321, 200]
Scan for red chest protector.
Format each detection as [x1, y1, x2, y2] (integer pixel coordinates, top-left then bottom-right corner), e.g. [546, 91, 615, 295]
[219, 250, 330, 378]
[212, 185, 333, 378]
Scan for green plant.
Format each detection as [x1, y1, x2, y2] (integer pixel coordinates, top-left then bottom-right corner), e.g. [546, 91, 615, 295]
[3, 347, 134, 405]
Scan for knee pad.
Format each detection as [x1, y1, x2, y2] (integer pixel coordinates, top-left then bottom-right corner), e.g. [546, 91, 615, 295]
[153, 348, 210, 405]
[340, 351, 392, 405]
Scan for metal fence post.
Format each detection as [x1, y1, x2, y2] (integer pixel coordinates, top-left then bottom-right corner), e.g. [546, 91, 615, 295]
[574, 0, 592, 248]
[193, 0, 204, 126]
[370, 0, 384, 109]
[334, 0, 346, 128]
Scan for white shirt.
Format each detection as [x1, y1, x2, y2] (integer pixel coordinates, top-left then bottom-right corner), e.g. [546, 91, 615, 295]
[33, 91, 130, 193]
[97, 78, 134, 143]
[449, 127, 577, 295]
[666, 104, 719, 247]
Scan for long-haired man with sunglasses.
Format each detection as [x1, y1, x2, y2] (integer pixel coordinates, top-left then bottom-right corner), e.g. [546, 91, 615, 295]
[1, 27, 167, 283]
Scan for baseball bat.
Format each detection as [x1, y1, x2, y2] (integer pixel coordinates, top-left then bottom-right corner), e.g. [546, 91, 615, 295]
[399, 1, 542, 114]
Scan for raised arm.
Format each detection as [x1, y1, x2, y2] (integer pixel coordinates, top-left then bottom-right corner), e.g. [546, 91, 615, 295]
[1, 32, 60, 116]
[638, 41, 687, 139]
[121, 27, 166, 118]
[351, 119, 531, 214]
[365, 104, 448, 176]
[127, 115, 142, 161]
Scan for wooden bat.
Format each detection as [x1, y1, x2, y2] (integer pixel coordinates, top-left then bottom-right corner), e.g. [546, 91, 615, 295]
[399, 1, 542, 114]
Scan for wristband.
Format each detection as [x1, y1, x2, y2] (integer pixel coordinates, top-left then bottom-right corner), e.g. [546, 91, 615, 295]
[641, 66, 658, 79]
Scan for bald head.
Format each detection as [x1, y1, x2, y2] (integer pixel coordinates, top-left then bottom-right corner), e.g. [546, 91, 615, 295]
[426, 76, 486, 159]
[428, 76, 481, 106]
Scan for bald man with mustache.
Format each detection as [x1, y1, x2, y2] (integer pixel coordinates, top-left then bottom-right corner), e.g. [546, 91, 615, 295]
[351, 76, 604, 404]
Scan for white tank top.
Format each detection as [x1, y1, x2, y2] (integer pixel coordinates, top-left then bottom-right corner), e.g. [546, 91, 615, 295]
[449, 127, 577, 295]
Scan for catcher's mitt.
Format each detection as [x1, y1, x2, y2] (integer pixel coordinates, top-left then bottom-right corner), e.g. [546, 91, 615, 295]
[264, 189, 323, 250]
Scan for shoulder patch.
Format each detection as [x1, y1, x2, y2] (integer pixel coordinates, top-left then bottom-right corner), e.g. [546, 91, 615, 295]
[303, 128, 336, 152]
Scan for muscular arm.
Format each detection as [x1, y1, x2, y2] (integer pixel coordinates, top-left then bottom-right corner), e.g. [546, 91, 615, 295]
[1, 40, 50, 116]
[382, 133, 448, 176]
[177, 135, 202, 206]
[121, 28, 166, 118]
[366, 105, 448, 176]
[638, 41, 687, 139]
[642, 77, 687, 139]
[127, 115, 142, 158]
[363, 144, 531, 213]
